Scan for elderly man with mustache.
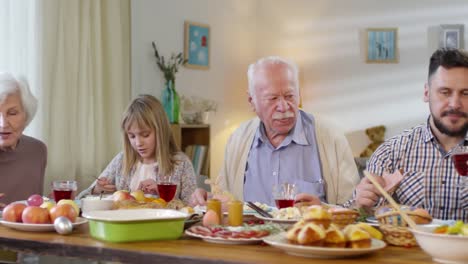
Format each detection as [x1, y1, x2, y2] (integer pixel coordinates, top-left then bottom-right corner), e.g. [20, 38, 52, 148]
[192, 56, 360, 208]
[355, 48, 468, 221]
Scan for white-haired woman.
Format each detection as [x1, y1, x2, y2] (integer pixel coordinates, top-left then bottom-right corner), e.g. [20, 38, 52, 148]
[0, 73, 47, 207]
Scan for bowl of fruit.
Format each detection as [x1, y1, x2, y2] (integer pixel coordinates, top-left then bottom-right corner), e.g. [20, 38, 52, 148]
[410, 221, 468, 264]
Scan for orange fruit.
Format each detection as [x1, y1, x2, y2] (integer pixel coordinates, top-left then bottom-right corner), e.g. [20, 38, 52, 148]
[152, 198, 167, 207]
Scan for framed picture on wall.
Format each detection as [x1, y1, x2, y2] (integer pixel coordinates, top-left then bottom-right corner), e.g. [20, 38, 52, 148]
[439, 24, 464, 49]
[184, 21, 210, 69]
[365, 28, 398, 63]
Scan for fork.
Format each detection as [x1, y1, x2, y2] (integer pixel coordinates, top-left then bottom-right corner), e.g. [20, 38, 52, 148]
[246, 201, 273, 218]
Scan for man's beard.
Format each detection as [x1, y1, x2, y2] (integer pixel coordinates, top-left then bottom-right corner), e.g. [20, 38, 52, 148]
[433, 110, 468, 137]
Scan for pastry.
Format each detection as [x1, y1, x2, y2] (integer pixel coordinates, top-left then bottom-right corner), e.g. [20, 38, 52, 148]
[296, 223, 326, 246]
[302, 205, 332, 229]
[410, 208, 432, 224]
[324, 224, 346, 248]
[375, 205, 432, 226]
[344, 225, 372, 248]
[328, 207, 359, 228]
[286, 220, 306, 243]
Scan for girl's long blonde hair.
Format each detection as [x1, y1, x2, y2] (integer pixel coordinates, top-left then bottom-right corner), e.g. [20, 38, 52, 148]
[121, 94, 179, 176]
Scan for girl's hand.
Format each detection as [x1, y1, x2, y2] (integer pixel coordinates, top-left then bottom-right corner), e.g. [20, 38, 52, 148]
[93, 177, 116, 194]
[190, 188, 208, 206]
[138, 179, 159, 195]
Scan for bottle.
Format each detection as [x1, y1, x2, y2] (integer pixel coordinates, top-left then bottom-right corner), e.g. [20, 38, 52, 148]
[206, 199, 222, 224]
[228, 200, 243, 226]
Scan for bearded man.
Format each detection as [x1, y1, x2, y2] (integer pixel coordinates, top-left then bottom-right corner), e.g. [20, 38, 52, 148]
[356, 48, 468, 221]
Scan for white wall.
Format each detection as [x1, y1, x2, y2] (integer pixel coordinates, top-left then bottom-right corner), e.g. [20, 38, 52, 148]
[132, 0, 468, 168]
[255, 0, 468, 155]
[131, 0, 257, 176]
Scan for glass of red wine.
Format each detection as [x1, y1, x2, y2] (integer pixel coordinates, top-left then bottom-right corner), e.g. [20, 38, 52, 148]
[157, 175, 178, 202]
[52, 180, 77, 202]
[452, 145, 468, 188]
[273, 183, 297, 209]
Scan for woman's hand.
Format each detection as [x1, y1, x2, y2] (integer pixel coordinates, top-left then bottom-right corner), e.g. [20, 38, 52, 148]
[92, 177, 116, 194]
[189, 189, 232, 212]
[190, 188, 208, 206]
[138, 179, 159, 195]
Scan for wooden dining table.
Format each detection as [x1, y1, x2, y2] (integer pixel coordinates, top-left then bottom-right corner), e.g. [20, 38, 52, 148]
[0, 223, 436, 264]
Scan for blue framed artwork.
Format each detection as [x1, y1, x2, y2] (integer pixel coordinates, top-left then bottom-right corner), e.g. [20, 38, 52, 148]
[366, 28, 398, 63]
[184, 21, 210, 69]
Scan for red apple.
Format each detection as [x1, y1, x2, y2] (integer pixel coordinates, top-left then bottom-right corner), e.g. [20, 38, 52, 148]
[22, 206, 51, 224]
[2, 203, 27, 222]
[112, 190, 135, 202]
[49, 204, 77, 223]
[27, 194, 44, 207]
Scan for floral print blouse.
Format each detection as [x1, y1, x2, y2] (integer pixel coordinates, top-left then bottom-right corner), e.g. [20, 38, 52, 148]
[78, 152, 197, 204]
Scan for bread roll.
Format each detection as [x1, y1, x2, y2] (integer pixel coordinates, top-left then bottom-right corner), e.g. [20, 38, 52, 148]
[324, 224, 346, 248]
[296, 223, 326, 246]
[302, 205, 332, 229]
[344, 225, 371, 249]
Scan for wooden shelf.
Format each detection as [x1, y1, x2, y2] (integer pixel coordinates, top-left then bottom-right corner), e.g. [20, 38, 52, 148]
[171, 124, 210, 176]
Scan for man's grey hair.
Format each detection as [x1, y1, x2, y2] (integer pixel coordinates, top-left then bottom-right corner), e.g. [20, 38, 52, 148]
[0, 72, 38, 126]
[247, 56, 299, 102]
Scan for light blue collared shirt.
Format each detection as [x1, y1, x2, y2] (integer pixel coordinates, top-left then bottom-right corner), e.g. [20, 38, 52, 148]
[243, 111, 325, 206]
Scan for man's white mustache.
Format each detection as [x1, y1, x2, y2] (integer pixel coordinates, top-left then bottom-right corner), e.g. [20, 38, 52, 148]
[272, 111, 294, 119]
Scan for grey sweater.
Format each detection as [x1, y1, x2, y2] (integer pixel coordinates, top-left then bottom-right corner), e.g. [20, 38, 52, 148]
[0, 135, 47, 204]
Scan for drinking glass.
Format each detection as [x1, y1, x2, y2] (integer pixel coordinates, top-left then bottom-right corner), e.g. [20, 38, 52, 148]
[156, 175, 177, 202]
[273, 183, 297, 209]
[52, 180, 77, 202]
[452, 145, 468, 188]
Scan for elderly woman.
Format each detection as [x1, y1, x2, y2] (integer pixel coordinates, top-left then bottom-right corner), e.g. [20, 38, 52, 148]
[0, 73, 47, 206]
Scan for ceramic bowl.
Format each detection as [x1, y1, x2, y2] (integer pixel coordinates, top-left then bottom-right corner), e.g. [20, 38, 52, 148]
[83, 209, 188, 242]
[410, 225, 468, 264]
[81, 196, 114, 214]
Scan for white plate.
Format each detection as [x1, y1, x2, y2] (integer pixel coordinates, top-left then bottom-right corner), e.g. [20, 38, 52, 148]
[254, 214, 299, 224]
[263, 233, 386, 258]
[0, 217, 88, 232]
[185, 229, 263, 244]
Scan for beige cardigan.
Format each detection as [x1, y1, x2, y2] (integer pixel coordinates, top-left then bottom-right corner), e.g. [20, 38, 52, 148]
[217, 116, 360, 205]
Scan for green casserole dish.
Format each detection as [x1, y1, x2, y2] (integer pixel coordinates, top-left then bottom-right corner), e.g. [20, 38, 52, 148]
[83, 209, 188, 243]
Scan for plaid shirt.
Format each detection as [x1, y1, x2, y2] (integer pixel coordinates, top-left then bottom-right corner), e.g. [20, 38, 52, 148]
[367, 117, 468, 221]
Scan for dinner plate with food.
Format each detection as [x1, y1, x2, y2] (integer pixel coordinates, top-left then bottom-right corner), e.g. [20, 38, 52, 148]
[263, 219, 385, 258]
[253, 206, 303, 224]
[263, 233, 385, 258]
[185, 223, 283, 244]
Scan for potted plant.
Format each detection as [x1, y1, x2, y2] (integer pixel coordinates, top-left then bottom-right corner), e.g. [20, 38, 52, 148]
[152, 41, 187, 123]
